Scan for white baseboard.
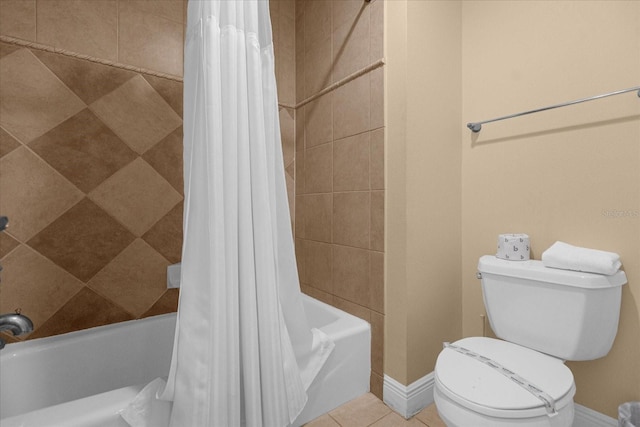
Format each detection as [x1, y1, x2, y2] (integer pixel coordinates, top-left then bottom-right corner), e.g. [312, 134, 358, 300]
[383, 372, 618, 427]
[574, 403, 617, 427]
[382, 373, 434, 419]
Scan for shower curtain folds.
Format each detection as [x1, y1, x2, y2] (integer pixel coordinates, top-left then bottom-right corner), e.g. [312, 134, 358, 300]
[122, 1, 335, 426]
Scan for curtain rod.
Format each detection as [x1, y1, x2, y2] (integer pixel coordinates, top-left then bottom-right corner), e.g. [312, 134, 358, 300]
[467, 86, 640, 133]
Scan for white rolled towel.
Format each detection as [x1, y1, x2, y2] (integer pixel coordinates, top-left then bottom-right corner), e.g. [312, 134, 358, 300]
[541, 241, 622, 275]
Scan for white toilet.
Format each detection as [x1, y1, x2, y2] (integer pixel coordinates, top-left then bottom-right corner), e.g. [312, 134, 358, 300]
[434, 255, 627, 427]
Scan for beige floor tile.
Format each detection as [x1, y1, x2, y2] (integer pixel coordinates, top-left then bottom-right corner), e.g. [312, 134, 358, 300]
[414, 404, 446, 427]
[370, 412, 428, 427]
[304, 413, 340, 427]
[329, 393, 391, 427]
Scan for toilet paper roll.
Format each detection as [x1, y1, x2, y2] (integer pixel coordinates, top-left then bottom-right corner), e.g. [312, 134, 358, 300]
[497, 234, 530, 261]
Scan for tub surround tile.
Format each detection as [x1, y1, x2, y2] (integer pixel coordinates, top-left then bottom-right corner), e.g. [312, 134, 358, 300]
[333, 192, 370, 249]
[369, 0, 384, 64]
[142, 74, 184, 117]
[295, 238, 306, 281]
[142, 289, 180, 318]
[0, 147, 84, 241]
[89, 75, 182, 155]
[27, 198, 136, 282]
[370, 128, 384, 190]
[88, 239, 170, 317]
[332, 6, 370, 83]
[370, 68, 384, 131]
[370, 373, 384, 402]
[142, 126, 184, 194]
[295, 195, 306, 238]
[303, 0, 331, 53]
[120, 0, 184, 24]
[28, 287, 134, 339]
[89, 158, 182, 237]
[304, 94, 333, 149]
[332, 297, 370, 324]
[28, 109, 137, 193]
[333, 74, 371, 141]
[0, 233, 20, 258]
[0, 42, 21, 59]
[333, 245, 370, 308]
[304, 36, 332, 98]
[302, 194, 333, 243]
[118, 3, 184, 77]
[369, 252, 384, 314]
[32, 49, 137, 105]
[370, 191, 384, 251]
[333, 133, 370, 192]
[280, 108, 296, 168]
[0, 127, 21, 158]
[305, 143, 333, 194]
[301, 285, 335, 307]
[142, 202, 184, 264]
[332, 0, 366, 32]
[370, 311, 384, 376]
[36, 0, 118, 62]
[304, 240, 333, 294]
[0, 245, 84, 330]
[0, 49, 86, 143]
[0, 0, 36, 41]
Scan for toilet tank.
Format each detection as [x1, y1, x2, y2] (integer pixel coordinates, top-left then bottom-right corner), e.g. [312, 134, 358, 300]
[477, 255, 627, 361]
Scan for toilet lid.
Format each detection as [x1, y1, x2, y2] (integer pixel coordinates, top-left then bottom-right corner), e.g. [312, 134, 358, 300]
[435, 337, 574, 411]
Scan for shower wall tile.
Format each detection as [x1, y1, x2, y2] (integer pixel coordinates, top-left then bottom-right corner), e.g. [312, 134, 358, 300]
[333, 191, 370, 249]
[296, 0, 384, 399]
[333, 132, 370, 192]
[304, 94, 333, 148]
[88, 239, 170, 317]
[32, 49, 137, 105]
[28, 287, 134, 339]
[142, 126, 184, 194]
[88, 158, 182, 237]
[0, 0, 36, 41]
[304, 142, 332, 194]
[1, 12, 186, 340]
[0, 127, 21, 159]
[142, 202, 184, 264]
[0, 49, 86, 143]
[118, 2, 184, 76]
[89, 75, 182, 155]
[304, 240, 333, 294]
[28, 198, 136, 282]
[28, 109, 137, 193]
[280, 108, 296, 168]
[0, 245, 84, 330]
[36, 0, 118, 62]
[303, 193, 332, 243]
[333, 73, 371, 140]
[0, 147, 84, 241]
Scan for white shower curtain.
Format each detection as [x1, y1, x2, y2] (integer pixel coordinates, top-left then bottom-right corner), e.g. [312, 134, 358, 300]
[122, 1, 334, 426]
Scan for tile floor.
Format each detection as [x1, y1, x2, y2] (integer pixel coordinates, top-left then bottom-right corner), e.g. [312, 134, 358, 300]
[304, 393, 446, 427]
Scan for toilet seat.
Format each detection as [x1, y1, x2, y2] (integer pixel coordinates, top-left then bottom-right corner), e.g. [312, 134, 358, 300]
[435, 337, 575, 420]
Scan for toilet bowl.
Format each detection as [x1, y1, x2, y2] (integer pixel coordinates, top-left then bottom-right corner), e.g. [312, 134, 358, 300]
[434, 337, 575, 427]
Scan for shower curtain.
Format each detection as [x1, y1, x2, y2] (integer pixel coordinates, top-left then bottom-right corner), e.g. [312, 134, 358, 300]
[122, 1, 334, 426]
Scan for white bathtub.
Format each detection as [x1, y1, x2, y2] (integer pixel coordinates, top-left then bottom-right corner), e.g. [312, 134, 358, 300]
[0, 294, 370, 427]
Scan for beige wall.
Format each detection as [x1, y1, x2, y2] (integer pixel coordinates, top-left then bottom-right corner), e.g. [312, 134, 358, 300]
[294, 0, 386, 398]
[461, 1, 640, 417]
[385, 0, 463, 385]
[386, 0, 639, 418]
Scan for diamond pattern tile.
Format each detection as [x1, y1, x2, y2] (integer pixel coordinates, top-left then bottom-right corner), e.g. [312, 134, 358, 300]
[0, 42, 21, 59]
[142, 201, 183, 264]
[142, 126, 183, 194]
[88, 239, 170, 317]
[32, 49, 137, 105]
[28, 108, 137, 193]
[0, 245, 84, 331]
[0, 147, 84, 241]
[89, 75, 182, 154]
[28, 287, 134, 339]
[141, 288, 179, 318]
[0, 49, 85, 143]
[28, 198, 136, 282]
[0, 232, 19, 258]
[89, 158, 182, 236]
[0, 127, 21, 158]
[143, 74, 183, 117]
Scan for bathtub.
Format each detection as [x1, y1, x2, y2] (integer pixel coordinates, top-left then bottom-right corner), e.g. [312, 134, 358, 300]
[0, 294, 370, 427]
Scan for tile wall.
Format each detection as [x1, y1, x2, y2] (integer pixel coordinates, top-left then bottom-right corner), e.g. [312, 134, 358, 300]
[293, 0, 385, 398]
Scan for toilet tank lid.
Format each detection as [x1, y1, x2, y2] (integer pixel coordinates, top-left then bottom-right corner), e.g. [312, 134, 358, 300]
[478, 255, 627, 289]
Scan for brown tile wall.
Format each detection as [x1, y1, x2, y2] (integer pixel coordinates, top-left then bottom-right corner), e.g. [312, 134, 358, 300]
[294, 0, 385, 399]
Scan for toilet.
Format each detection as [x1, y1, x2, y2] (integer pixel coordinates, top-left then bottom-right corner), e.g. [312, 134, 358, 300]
[434, 255, 627, 427]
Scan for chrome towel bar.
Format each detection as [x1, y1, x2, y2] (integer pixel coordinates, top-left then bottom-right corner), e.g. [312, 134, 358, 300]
[467, 86, 640, 133]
